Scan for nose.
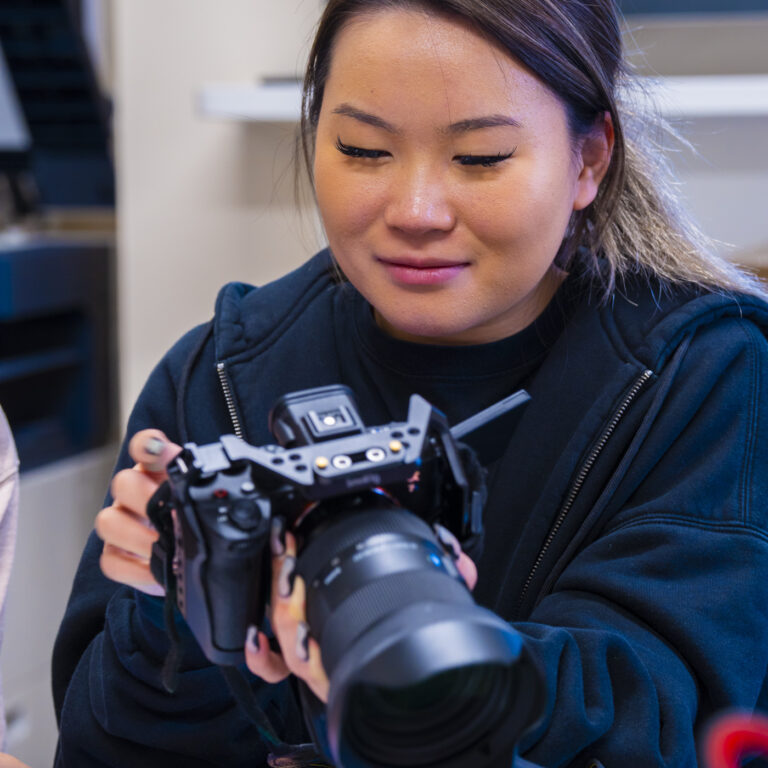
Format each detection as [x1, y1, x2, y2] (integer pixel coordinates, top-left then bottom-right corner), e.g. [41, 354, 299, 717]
[383, 164, 456, 236]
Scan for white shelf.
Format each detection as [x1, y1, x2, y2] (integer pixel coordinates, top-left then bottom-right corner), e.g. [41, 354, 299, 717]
[199, 81, 302, 122]
[198, 74, 768, 123]
[646, 75, 768, 118]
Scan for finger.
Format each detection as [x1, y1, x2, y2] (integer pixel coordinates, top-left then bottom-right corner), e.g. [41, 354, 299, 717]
[433, 524, 478, 591]
[302, 636, 330, 703]
[0, 754, 33, 768]
[243, 627, 291, 684]
[271, 532, 300, 652]
[128, 430, 182, 475]
[270, 517, 286, 558]
[456, 551, 478, 591]
[272, 531, 297, 603]
[286, 568, 307, 623]
[95, 504, 159, 558]
[100, 543, 165, 596]
[270, 534, 330, 702]
[277, 574, 330, 703]
[110, 468, 165, 519]
[434, 523, 461, 559]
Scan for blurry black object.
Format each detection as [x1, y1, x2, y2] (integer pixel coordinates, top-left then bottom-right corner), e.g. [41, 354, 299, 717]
[620, 0, 766, 12]
[150, 385, 541, 768]
[0, 0, 114, 212]
[0, 238, 114, 469]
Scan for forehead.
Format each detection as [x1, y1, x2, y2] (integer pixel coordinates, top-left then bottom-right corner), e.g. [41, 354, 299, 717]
[322, 8, 554, 121]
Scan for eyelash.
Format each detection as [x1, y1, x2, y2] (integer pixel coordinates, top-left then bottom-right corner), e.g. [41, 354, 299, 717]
[457, 151, 516, 167]
[335, 138, 515, 167]
[335, 139, 387, 160]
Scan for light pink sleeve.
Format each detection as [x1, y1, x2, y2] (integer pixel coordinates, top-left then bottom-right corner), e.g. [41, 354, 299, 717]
[0, 408, 19, 750]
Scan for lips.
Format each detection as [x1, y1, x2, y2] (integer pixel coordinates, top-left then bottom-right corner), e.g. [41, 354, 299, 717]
[378, 256, 466, 269]
[376, 255, 469, 286]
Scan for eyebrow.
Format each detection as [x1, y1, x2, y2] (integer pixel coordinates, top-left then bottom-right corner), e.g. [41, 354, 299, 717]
[331, 103, 522, 134]
[332, 104, 398, 133]
[445, 114, 523, 133]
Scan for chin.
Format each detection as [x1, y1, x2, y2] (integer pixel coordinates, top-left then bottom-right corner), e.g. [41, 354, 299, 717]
[379, 311, 478, 345]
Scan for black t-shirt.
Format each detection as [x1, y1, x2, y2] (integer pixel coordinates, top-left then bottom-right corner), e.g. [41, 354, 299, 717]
[323, 278, 577, 603]
[343, 281, 573, 429]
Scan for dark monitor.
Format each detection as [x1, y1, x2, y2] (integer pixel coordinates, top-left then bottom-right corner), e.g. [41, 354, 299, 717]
[620, 0, 768, 12]
[0, 0, 114, 211]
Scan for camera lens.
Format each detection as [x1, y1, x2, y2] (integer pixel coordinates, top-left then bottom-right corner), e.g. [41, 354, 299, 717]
[296, 496, 539, 768]
[346, 664, 516, 766]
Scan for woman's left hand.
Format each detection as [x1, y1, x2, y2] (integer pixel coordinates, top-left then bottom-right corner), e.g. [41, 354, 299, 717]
[244, 530, 478, 704]
[245, 531, 330, 702]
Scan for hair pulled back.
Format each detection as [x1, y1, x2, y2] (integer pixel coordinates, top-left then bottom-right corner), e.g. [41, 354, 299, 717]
[300, 0, 766, 300]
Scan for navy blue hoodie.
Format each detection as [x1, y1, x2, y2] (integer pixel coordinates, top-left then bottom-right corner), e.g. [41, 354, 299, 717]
[53, 251, 768, 767]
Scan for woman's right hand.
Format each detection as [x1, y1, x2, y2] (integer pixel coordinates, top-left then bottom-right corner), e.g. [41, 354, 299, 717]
[95, 429, 181, 596]
[0, 753, 32, 768]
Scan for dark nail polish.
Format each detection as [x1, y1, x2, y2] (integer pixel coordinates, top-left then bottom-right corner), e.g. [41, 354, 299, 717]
[296, 622, 310, 662]
[434, 523, 461, 561]
[270, 517, 286, 557]
[278, 555, 296, 598]
[246, 625, 260, 652]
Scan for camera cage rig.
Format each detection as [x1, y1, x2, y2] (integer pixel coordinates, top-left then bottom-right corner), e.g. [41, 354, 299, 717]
[148, 385, 530, 672]
[171, 389, 484, 540]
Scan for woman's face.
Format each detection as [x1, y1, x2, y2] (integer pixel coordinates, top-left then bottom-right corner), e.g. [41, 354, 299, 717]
[314, 9, 604, 345]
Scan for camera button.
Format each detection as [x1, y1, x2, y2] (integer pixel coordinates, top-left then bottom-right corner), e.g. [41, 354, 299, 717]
[229, 500, 262, 531]
[332, 454, 352, 469]
[365, 448, 386, 463]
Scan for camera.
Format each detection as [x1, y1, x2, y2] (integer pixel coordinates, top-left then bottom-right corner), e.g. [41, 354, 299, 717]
[150, 385, 541, 768]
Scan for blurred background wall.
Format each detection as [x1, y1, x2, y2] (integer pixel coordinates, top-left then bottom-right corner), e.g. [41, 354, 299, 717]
[0, 1, 766, 765]
[0, 2, 323, 763]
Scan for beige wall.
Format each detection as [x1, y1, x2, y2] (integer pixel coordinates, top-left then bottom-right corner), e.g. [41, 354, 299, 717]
[114, 0, 325, 421]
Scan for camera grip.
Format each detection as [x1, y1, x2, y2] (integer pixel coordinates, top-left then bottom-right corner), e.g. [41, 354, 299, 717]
[176, 496, 272, 665]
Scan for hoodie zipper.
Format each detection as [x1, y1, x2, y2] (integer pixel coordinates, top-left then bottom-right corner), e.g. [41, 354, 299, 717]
[216, 361, 245, 439]
[517, 368, 654, 613]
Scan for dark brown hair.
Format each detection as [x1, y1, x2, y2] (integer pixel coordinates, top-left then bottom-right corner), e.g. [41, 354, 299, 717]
[299, 0, 766, 300]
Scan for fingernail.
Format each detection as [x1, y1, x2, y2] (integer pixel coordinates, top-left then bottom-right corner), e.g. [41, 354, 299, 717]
[278, 555, 296, 598]
[246, 625, 260, 653]
[270, 517, 286, 557]
[145, 437, 165, 456]
[296, 622, 310, 662]
[434, 523, 461, 561]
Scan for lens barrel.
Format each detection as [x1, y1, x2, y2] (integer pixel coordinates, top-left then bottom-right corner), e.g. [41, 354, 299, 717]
[296, 498, 538, 768]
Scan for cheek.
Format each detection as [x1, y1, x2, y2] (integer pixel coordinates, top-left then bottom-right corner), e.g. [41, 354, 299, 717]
[315, 155, 385, 245]
[314, 161, 347, 237]
[471, 163, 577, 252]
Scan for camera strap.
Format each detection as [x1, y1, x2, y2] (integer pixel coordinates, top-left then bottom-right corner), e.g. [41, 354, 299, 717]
[220, 668, 333, 766]
[146, 480, 182, 694]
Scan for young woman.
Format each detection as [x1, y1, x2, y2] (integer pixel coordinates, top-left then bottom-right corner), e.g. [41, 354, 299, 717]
[53, 1, 768, 766]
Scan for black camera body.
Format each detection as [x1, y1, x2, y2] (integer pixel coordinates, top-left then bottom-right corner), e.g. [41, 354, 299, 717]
[152, 385, 485, 665]
[150, 385, 541, 768]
